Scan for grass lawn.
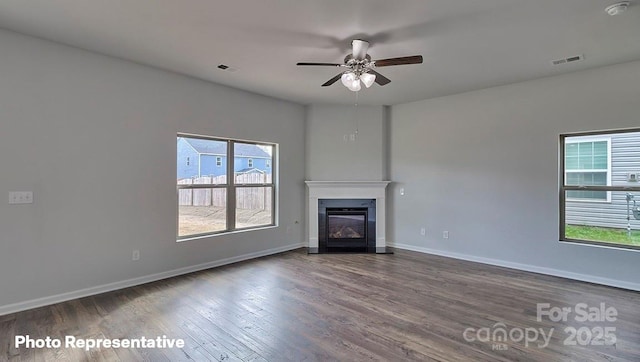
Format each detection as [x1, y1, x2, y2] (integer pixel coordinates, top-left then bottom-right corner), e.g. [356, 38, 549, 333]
[565, 225, 640, 247]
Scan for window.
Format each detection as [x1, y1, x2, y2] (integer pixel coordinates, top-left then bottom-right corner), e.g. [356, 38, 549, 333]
[266, 159, 271, 168]
[186, 157, 190, 166]
[177, 134, 275, 239]
[248, 158, 253, 168]
[560, 129, 640, 250]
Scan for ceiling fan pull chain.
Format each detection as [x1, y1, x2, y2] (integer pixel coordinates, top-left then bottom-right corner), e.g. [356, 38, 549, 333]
[354, 91, 359, 137]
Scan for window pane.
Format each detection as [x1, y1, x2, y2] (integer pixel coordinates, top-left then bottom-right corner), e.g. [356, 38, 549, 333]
[178, 188, 227, 237]
[177, 137, 227, 183]
[593, 155, 607, 169]
[234, 142, 273, 184]
[566, 172, 607, 186]
[565, 143, 579, 157]
[578, 154, 593, 169]
[565, 156, 579, 170]
[236, 186, 273, 228]
[593, 141, 607, 156]
[565, 173, 579, 185]
[564, 190, 640, 248]
[592, 172, 607, 185]
[567, 190, 607, 200]
[578, 142, 593, 155]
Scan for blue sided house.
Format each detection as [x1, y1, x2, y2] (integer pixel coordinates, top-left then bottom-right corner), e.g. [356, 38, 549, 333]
[177, 137, 272, 179]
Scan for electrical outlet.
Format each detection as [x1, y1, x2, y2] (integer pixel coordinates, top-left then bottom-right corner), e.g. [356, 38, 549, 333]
[420, 227, 426, 236]
[443, 231, 449, 239]
[132, 250, 140, 261]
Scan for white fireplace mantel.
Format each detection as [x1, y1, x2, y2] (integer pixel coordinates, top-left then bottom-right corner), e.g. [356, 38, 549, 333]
[305, 181, 391, 252]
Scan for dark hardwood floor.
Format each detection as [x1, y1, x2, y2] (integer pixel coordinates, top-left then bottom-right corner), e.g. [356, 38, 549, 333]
[1, 248, 639, 361]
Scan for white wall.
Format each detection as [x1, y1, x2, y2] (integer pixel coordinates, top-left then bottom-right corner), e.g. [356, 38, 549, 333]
[0, 29, 306, 312]
[305, 104, 388, 181]
[389, 60, 640, 290]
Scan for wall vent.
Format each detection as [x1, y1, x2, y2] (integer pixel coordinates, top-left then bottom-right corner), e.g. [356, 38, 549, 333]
[551, 55, 584, 66]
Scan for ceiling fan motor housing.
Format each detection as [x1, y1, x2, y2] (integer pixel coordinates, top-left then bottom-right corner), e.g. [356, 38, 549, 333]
[352, 39, 370, 60]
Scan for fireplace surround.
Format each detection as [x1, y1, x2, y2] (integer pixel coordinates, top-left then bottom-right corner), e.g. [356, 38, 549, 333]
[305, 181, 391, 254]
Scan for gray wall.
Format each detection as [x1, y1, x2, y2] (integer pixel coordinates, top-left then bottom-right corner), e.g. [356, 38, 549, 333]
[0, 29, 306, 310]
[305, 104, 388, 181]
[389, 60, 640, 290]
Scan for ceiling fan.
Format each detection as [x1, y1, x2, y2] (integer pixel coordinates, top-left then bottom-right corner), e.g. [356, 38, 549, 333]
[297, 39, 423, 91]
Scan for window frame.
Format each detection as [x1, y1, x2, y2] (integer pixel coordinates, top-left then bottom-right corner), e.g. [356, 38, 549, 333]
[559, 129, 640, 251]
[177, 133, 276, 240]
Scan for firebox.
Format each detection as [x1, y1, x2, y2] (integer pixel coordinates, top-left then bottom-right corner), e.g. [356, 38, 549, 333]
[318, 199, 376, 252]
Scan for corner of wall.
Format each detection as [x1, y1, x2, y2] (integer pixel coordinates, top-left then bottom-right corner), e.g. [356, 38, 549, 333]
[383, 105, 391, 181]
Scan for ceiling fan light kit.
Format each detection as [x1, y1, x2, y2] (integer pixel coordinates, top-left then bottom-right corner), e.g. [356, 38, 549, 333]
[297, 39, 423, 91]
[341, 72, 362, 91]
[360, 72, 376, 88]
[605, 2, 630, 15]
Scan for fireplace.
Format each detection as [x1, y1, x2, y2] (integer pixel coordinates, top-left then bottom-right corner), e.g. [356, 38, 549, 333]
[306, 181, 391, 254]
[318, 199, 377, 253]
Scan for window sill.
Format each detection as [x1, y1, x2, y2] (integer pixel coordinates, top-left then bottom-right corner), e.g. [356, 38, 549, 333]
[177, 224, 278, 243]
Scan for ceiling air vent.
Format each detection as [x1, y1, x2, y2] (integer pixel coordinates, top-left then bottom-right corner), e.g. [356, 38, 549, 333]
[551, 55, 584, 66]
[217, 64, 237, 72]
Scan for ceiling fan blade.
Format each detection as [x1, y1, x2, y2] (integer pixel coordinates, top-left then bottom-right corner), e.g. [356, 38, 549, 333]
[321, 73, 344, 87]
[297, 62, 342, 67]
[369, 70, 391, 86]
[373, 55, 423, 67]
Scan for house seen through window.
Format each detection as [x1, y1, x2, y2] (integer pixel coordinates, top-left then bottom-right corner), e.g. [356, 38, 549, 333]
[565, 138, 610, 201]
[177, 135, 275, 239]
[561, 129, 640, 250]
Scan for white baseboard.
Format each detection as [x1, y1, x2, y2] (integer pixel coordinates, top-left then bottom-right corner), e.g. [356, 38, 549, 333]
[0, 242, 305, 316]
[390, 242, 640, 292]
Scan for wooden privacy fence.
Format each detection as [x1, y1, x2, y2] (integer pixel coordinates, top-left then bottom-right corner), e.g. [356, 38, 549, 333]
[178, 174, 272, 211]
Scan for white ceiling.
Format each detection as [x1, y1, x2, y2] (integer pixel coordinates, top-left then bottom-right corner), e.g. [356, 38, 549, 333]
[0, 0, 639, 105]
